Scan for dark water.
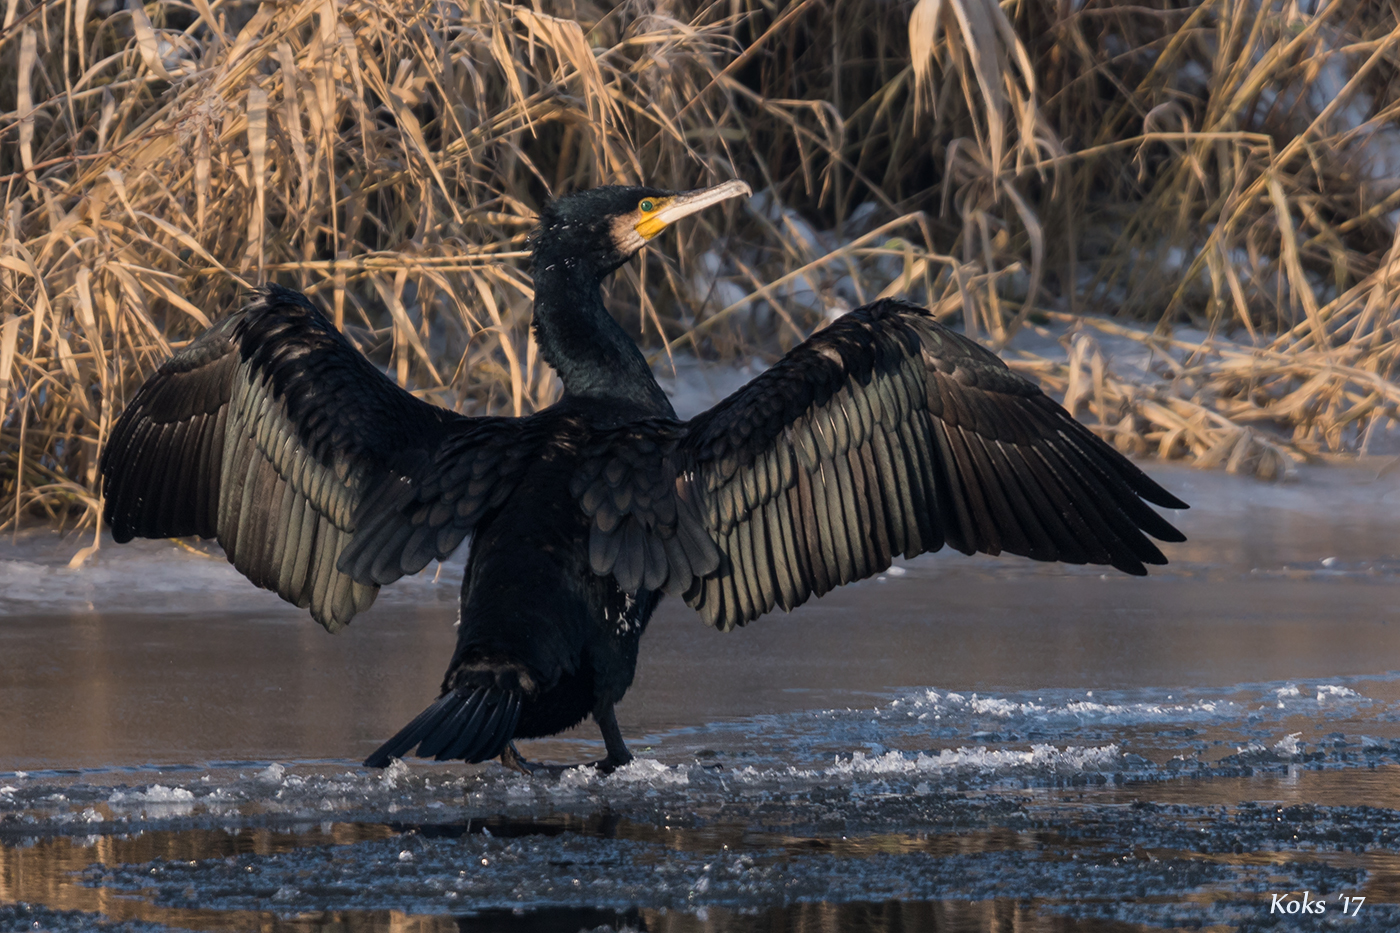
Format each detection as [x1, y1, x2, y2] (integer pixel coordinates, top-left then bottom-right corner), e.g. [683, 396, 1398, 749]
[5, 462, 1400, 931]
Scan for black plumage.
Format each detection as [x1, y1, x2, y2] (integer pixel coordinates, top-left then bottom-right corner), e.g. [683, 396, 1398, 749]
[101, 181, 1187, 773]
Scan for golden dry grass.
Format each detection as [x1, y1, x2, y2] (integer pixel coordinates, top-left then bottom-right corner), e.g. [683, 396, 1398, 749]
[4, 0, 1400, 539]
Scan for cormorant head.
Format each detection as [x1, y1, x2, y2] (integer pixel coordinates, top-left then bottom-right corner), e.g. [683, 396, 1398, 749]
[532, 180, 752, 278]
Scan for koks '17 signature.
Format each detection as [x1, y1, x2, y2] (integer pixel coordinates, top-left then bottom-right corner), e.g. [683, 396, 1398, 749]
[1270, 892, 1364, 916]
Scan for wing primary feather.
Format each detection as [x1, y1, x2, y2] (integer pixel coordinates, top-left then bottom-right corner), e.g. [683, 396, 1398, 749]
[1063, 453, 1169, 567]
[900, 395, 944, 553]
[783, 483, 814, 599]
[123, 420, 161, 537]
[1033, 442, 1143, 572]
[138, 422, 180, 537]
[351, 579, 377, 617]
[1024, 440, 1114, 563]
[961, 428, 1033, 557]
[928, 418, 980, 555]
[983, 434, 1059, 561]
[990, 403, 1091, 561]
[251, 459, 284, 588]
[159, 421, 198, 535]
[762, 446, 782, 506]
[1051, 422, 1186, 543]
[168, 418, 206, 534]
[740, 453, 761, 513]
[101, 427, 138, 540]
[108, 422, 147, 538]
[939, 395, 1001, 555]
[1027, 418, 1167, 561]
[1054, 414, 1189, 510]
[998, 441, 1085, 563]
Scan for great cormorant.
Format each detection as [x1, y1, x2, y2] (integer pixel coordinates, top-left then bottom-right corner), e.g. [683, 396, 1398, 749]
[100, 181, 1187, 772]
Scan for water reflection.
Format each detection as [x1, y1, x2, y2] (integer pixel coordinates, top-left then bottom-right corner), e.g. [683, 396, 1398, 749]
[0, 817, 1156, 933]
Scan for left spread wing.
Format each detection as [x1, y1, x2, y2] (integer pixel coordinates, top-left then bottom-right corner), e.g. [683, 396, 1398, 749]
[101, 285, 534, 631]
[574, 298, 1187, 631]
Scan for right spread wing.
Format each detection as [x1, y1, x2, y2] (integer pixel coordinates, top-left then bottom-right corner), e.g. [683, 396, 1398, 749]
[101, 285, 535, 631]
[674, 299, 1186, 629]
[572, 299, 1187, 631]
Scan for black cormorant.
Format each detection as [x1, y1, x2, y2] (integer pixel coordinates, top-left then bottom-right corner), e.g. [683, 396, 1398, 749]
[100, 181, 1187, 773]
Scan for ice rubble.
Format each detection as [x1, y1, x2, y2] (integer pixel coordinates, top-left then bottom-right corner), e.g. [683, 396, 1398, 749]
[1, 675, 1393, 841]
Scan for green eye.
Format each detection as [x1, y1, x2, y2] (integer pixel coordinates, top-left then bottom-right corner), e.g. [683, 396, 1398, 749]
[639, 198, 656, 213]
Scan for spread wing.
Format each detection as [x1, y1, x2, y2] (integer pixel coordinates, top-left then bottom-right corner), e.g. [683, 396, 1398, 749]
[101, 285, 535, 631]
[575, 298, 1187, 631]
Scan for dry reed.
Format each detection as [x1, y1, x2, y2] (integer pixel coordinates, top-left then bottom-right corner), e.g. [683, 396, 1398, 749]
[4, 0, 1400, 544]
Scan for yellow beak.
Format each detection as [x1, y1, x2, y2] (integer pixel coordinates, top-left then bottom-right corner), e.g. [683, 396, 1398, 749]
[635, 180, 753, 240]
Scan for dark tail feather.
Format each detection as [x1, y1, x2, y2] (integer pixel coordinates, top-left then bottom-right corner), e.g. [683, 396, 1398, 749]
[364, 688, 521, 768]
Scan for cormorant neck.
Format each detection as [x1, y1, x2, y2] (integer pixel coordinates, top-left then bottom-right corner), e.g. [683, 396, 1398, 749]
[530, 257, 675, 417]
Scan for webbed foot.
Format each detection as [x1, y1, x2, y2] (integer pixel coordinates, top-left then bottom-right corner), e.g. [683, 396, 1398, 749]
[498, 741, 632, 775]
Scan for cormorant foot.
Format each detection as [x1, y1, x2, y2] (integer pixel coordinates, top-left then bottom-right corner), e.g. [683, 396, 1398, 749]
[591, 752, 631, 775]
[498, 742, 632, 776]
[499, 742, 553, 775]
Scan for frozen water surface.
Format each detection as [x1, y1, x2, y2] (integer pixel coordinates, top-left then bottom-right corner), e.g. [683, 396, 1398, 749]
[5, 461, 1400, 931]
